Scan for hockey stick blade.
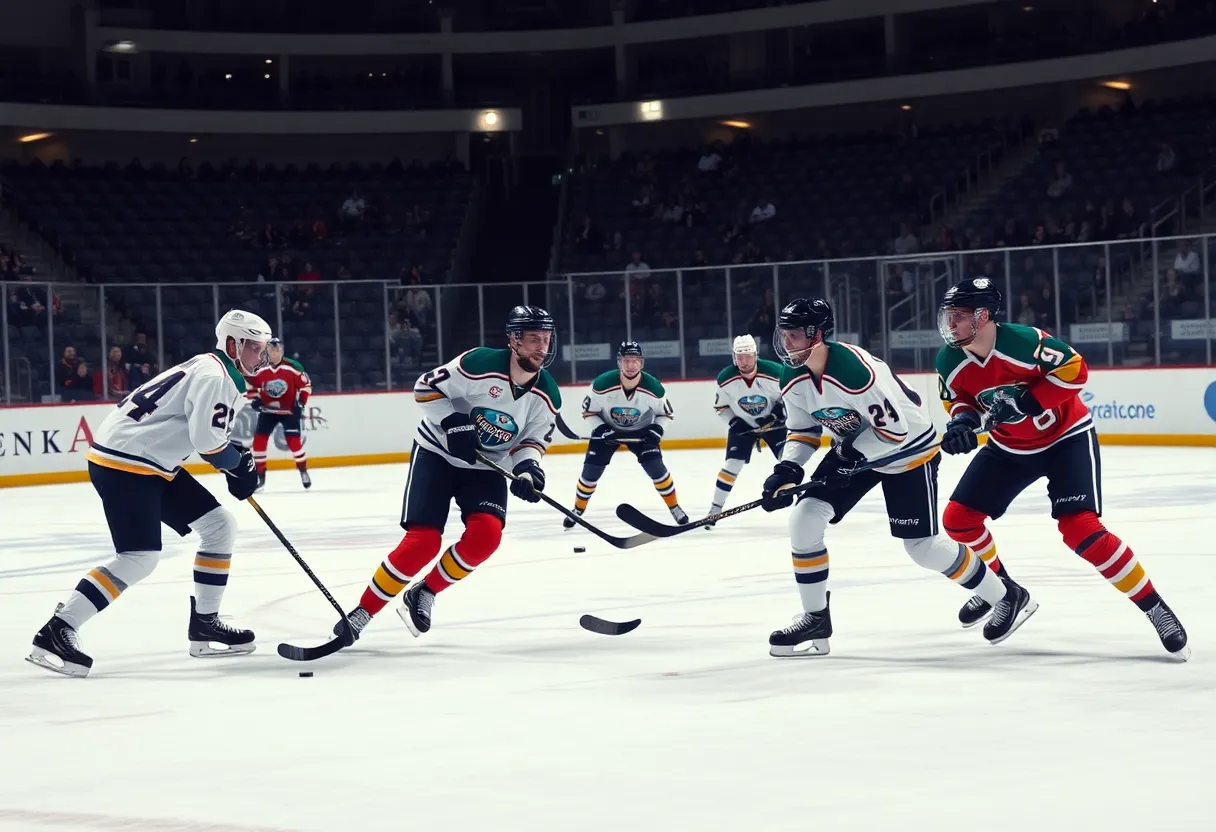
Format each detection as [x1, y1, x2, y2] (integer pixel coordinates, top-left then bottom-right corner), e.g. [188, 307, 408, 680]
[475, 452, 659, 549]
[580, 614, 641, 636]
[555, 414, 643, 443]
[616, 496, 770, 537]
[277, 634, 347, 661]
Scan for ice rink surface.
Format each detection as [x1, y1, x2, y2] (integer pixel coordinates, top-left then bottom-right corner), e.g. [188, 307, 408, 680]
[1, 446, 1214, 832]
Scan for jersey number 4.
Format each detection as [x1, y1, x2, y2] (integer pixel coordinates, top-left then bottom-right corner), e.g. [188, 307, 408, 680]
[120, 370, 186, 422]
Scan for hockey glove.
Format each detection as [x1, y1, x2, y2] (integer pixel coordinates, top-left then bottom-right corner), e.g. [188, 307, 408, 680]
[642, 423, 664, 447]
[510, 459, 546, 503]
[250, 398, 264, 412]
[941, 411, 982, 455]
[762, 461, 804, 512]
[728, 416, 750, 434]
[292, 401, 304, 419]
[591, 423, 618, 442]
[440, 412, 479, 465]
[818, 443, 865, 492]
[224, 446, 259, 501]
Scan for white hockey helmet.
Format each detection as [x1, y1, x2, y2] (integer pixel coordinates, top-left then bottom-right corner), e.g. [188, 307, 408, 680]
[215, 309, 273, 375]
[732, 334, 758, 356]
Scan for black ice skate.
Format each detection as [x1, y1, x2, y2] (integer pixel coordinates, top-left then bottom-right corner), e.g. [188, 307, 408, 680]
[188, 597, 256, 658]
[300, 470, 312, 490]
[332, 606, 373, 639]
[983, 581, 1038, 645]
[670, 506, 690, 525]
[769, 592, 832, 658]
[958, 595, 992, 628]
[562, 511, 582, 531]
[397, 582, 435, 637]
[1145, 599, 1189, 661]
[255, 470, 266, 492]
[26, 615, 94, 678]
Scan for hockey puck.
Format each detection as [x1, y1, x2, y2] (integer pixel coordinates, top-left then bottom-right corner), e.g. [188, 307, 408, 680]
[298, 671, 313, 678]
[573, 546, 586, 553]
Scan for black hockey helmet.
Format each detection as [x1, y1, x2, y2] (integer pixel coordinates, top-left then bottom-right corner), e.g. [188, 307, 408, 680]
[505, 305, 557, 368]
[773, 297, 833, 367]
[938, 278, 1002, 347]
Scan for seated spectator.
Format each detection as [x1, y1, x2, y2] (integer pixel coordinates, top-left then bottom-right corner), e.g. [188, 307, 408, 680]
[128, 361, 154, 390]
[1046, 161, 1073, 198]
[311, 215, 328, 243]
[748, 197, 776, 224]
[297, 261, 322, 282]
[893, 222, 920, 256]
[8, 276, 47, 324]
[340, 190, 366, 228]
[1016, 293, 1038, 326]
[125, 331, 155, 369]
[388, 309, 424, 371]
[624, 250, 651, 279]
[1173, 240, 1201, 275]
[61, 355, 96, 402]
[57, 346, 78, 390]
[95, 346, 130, 400]
[1115, 198, 1143, 239]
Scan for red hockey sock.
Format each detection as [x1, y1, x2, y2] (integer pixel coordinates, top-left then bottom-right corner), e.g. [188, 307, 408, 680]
[942, 500, 1005, 575]
[423, 513, 503, 594]
[359, 526, 442, 615]
[1059, 512, 1157, 609]
[286, 434, 307, 472]
[252, 432, 270, 474]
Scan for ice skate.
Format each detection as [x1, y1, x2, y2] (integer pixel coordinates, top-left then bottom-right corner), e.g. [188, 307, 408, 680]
[26, 615, 93, 678]
[983, 581, 1038, 645]
[1145, 599, 1189, 661]
[300, 470, 312, 490]
[703, 504, 724, 530]
[769, 592, 832, 658]
[958, 594, 992, 628]
[398, 582, 435, 636]
[188, 597, 256, 658]
[332, 606, 373, 640]
[255, 470, 266, 492]
[562, 513, 580, 531]
[670, 506, 690, 525]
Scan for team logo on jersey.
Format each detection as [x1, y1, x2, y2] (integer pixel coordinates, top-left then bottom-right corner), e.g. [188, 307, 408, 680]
[737, 394, 768, 416]
[488, 385, 504, 399]
[262, 379, 290, 399]
[471, 407, 519, 448]
[976, 384, 1029, 424]
[610, 406, 642, 427]
[810, 406, 863, 436]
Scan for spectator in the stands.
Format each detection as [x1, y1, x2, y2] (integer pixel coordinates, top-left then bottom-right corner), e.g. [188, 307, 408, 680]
[95, 346, 130, 400]
[642, 282, 678, 331]
[311, 214, 328, 243]
[297, 261, 322, 282]
[697, 147, 723, 173]
[748, 197, 775, 224]
[574, 215, 603, 255]
[1046, 161, 1073, 198]
[624, 250, 651, 279]
[893, 222, 920, 255]
[1034, 282, 1056, 324]
[1173, 240, 1201, 275]
[340, 190, 366, 228]
[259, 223, 283, 249]
[125, 331, 154, 368]
[1156, 140, 1178, 173]
[57, 346, 78, 387]
[128, 361, 154, 391]
[8, 276, 46, 324]
[1161, 269, 1187, 316]
[1115, 198, 1143, 239]
[1016, 293, 1038, 326]
[66, 362, 97, 402]
[388, 309, 423, 370]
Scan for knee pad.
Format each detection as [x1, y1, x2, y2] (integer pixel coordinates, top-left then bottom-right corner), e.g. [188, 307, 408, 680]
[789, 497, 833, 552]
[942, 500, 986, 543]
[192, 506, 237, 554]
[903, 536, 953, 572]
[458, 512, 503, 564]
[640, 457, 669, 481]
[1058, 510, 1104, 552]
[579, 464, 607, 485]
[116, 549, 161, 585]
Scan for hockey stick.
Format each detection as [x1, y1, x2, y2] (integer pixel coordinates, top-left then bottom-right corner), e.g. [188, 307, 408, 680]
[476, 452, 657, 549]
[615, 437, 950, 538]
[245, 496, 357, 661]
[555, 414, 644, 444]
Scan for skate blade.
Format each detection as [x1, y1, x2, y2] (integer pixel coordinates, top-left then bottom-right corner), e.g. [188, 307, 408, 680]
[1167, 644, 1191, 662]
[960, 611, 992, 629]
[25, 648, 90, 678]
[395, 605, 424, 638]
[189, 641, 257, 658]
[769, 639, 830, 659]
[986, 599, 1039, 646]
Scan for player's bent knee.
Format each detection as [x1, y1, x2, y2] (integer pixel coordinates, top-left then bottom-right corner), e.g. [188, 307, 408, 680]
[1057, 510, 1103, 550]
[789, 497, 832, 550]
[460, 512, 503, 560]
[119, 549, 161, 583]
[942, 500, 985, 539]
[903, 536, 949, 571]
[193, 506, 237, 553]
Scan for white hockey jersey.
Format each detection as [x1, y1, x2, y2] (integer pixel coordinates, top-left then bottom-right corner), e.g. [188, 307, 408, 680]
[713, 358, 785, 428]
[581, 370, 673, 432]
[86, 350, 248, 479]
[413, 347, 561, 471]
[779, 342, 938, 474]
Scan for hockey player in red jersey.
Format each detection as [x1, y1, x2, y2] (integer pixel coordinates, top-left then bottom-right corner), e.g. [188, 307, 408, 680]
[248, 337, 312, 490]
[936, 277, 1188, 659]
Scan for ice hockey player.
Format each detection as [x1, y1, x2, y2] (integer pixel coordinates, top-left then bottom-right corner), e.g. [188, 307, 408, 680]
[335, 306, 561, 639]
[26, 310, 268, 677]
[563, 340, 688, 529]
[761, 297, 1035, 658]
[936, 277, 1189, 660]
[248, 337, 313, 491]
[706, 334, 802, 527]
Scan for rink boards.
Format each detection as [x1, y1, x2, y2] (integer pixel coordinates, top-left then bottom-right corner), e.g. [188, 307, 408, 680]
[2, 366, 1215, 487]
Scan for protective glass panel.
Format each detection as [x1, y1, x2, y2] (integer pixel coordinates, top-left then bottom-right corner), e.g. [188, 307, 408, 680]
[337, 282, 388, 392]
[569, 271, 627, 383]
[1054, 242, 1119, 368]
[101, 284, 159, 400]
[159, 283, 217, 368]
[386, 284, 439, 389]
[631, 268, 681, 381]
[679, 265, 728, 378]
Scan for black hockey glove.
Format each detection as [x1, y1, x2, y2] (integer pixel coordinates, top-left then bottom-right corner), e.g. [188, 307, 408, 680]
[986, 387, 1044, 426]
[250, 398, 264, 412]
[291, 401, 304, 419]
[728, 416, 750, 434]
[941, 411, 982, 455]
[591, 423, 618, 442]
[510, 459, 546, 503]
[224, 445, 259, 501]
[440, 412, 480, 465]
[642, 422, 664, 447]
[762, 461, 804, 512]
[817, 442, 865, 492]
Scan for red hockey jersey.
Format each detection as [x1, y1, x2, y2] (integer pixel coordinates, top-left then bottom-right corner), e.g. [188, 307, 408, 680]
[249, 358, 312, 415]
[936, 323, 1091, 454]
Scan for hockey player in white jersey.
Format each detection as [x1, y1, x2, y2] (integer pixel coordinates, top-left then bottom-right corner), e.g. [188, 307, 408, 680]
[335, 306, 561, 639]
[705, 334, 811, 526]
[760, 298, 1036, 658]
[563, 341, 688, 529]
[27, 310, 269, 677]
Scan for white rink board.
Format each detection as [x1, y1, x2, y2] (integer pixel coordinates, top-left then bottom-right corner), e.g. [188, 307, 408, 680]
[2, 367, 1215, 484]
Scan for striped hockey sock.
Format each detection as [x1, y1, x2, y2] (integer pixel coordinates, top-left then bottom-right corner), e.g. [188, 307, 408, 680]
[711, 458, 745, 511]
[792, 548, 829, 612]
[1071, 527, 1157, 610]
[574, 476, 598, 513]
[359, 527, 442, 615]
[943, 501, 1007, 577]
[55, 550, 160, 630]
[651, 471, 680, 509]
[421, 513, 502, 595]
